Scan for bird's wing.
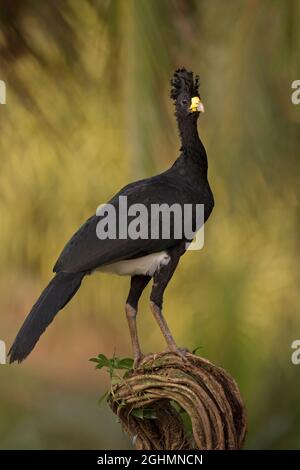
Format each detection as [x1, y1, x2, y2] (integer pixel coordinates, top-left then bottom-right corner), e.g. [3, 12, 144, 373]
[53, 174, 190, 274]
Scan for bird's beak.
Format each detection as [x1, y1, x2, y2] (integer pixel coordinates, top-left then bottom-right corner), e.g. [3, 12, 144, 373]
[190, 96, 205, 113]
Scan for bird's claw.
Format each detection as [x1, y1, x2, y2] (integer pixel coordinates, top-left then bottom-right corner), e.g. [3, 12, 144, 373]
[168, 346, 190, 361]
[133, 354, 145, 370]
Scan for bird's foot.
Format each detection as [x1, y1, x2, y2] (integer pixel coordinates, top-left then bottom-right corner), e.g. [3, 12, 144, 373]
[133, 353, 145, 370]
[167, 346, 190, 361]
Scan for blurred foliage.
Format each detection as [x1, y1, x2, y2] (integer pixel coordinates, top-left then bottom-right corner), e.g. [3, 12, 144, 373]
[0, 0, 300, 450]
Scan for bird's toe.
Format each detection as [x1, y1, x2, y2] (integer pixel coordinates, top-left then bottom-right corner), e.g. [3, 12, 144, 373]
[168, 346, 190, 361]
[133, 354, 145, 370]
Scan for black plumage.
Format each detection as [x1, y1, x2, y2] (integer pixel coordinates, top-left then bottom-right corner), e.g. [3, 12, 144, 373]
[9, 68, 214, 365]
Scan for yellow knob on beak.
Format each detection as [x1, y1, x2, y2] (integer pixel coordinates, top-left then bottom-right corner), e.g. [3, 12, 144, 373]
[190, 96, 205, 113]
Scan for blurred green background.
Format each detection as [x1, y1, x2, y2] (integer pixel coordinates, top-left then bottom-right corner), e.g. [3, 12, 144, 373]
[0, 0, 299, 450]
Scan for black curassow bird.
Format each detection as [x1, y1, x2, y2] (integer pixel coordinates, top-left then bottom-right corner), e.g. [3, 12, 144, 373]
[9, 68, 214, 366]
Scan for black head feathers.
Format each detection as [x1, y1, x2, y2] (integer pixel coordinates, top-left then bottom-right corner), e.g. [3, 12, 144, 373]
[170, 68, 200, 101]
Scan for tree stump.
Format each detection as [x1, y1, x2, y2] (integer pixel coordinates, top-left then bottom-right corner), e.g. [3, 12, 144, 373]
[108, 352, 246, 450]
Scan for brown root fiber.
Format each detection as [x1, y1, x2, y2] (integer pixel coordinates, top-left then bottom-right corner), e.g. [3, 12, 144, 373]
[108, 352, 247, 450]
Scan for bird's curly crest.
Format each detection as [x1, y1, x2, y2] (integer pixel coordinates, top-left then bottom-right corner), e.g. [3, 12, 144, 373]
[170, 68, 200, 100]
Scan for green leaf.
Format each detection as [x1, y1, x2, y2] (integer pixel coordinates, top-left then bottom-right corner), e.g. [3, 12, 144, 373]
[90, 354, 134, 375]
[192, 346, 203, 355]
[89, 357, 100, 363]
[142, 409, 157, 419]
[117, 400, 126, 412]
[111, 376, 121, 385]
[132, 407, 157, 420]
[180, 410, 193, 436]
[97, 353, 108, 361]
[90, 353, 113, 370]
[96, 360, 110, 369]
[132, 408, 144, 419]
[90, 353, 108, 363]
[116, 357, 134, 369]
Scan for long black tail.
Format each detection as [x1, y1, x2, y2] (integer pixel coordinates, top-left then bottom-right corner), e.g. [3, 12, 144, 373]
[9, 271, 85, 363]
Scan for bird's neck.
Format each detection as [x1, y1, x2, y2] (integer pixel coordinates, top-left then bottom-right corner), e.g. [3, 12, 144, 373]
[177, 116, 207, 172]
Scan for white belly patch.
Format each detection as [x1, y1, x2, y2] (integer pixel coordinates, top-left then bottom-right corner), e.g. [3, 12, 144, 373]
[97, 251, 171, 277]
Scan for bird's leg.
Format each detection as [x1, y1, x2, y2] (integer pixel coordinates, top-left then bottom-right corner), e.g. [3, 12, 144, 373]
[126, 275, 151, 368]
[150, 244, 187, 358]
[125, 304, 142, 364]
[149, 301, 180, 353]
